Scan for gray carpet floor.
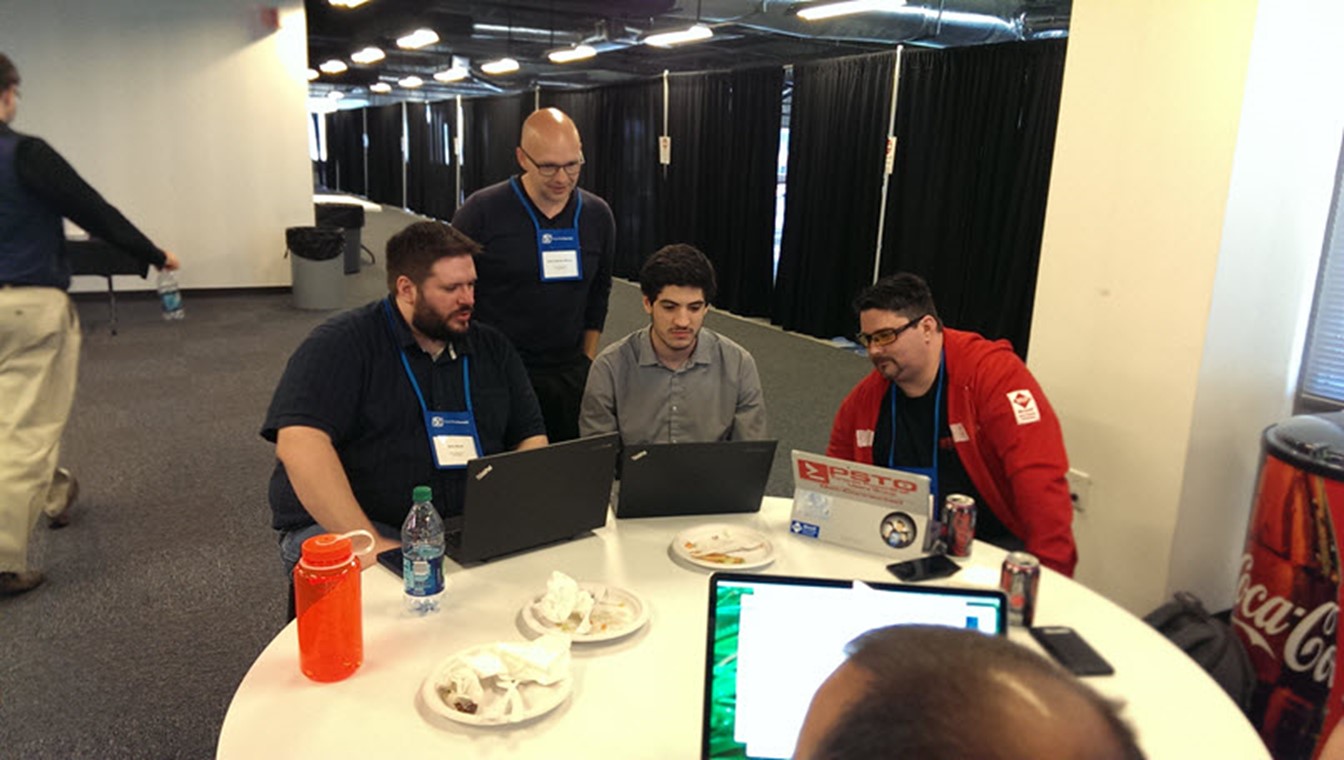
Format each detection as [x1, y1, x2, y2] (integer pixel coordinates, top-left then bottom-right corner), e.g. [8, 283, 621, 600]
[0, 207, 870, 758]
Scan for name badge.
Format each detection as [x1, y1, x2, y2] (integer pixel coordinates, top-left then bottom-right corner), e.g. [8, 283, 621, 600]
[541, 249, 580, 280]
[424, 411, 481, 470]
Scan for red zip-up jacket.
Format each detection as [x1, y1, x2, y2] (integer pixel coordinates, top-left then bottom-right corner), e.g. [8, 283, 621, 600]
[827, 328, 1077, 576]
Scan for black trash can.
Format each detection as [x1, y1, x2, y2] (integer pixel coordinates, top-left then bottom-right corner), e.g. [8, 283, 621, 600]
[315, 203, 366, 275]
[286, 226, 345, 310]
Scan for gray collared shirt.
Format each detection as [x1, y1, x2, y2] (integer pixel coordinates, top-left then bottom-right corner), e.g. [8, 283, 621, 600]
[579, 326, 768, 445]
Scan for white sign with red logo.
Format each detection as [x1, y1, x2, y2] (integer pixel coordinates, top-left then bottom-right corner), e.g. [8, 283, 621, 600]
[789, 450, 935, 559]
[1007, 389, 1041, 425]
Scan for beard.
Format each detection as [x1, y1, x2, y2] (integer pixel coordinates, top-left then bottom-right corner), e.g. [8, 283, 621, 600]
[412, 298, 470, 341]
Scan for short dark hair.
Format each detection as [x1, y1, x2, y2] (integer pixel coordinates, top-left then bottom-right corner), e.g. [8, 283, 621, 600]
[385, 221, 480, 293]
[853, 273, 940, 326]
[639, 244, 717, 303]
[0, 54, 19, 91]
[815, 625, 1144, 760]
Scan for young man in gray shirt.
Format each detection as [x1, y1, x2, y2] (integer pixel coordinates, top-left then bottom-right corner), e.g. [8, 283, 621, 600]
[579, 244, 767, 444]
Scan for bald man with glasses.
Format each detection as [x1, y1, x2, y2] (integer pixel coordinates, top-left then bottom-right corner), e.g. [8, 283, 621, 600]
[451, 108, 615, 442]
[827, 273, 1077, 576]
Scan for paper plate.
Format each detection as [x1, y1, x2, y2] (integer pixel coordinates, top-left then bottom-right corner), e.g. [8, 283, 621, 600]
[671, 524, 775, 571]
[420, 645, 572, 727]
[520, 583, 650, 643]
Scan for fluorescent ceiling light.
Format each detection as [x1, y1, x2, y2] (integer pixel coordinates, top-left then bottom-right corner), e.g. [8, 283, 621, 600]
[318, 59, 348, 74]
[797, 0, 906, 21]
[350, 46, 385, 64]
[369, 82, 392, 93]
[328, 0, 370, 8]
[645, 24, 713, 48]
[397, 28, 439, 49]
[548, 45, 597, 64]
[434, 66, 469, 82]
[306, 68, 319, 81]
[398, 75, 424, 88]
[481, 57, 520, 75]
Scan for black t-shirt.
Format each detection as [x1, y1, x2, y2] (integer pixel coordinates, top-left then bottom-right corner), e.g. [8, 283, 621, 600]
[261, 298, 546, 531]
[872, 381, 1016, 547]
[451, 176, 616, 367]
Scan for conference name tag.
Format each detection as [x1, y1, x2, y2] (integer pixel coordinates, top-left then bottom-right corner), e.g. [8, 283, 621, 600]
[432, 434, 479, 468]
[1007, 389, 1041, 425]
[541, 249, 580, 280]
[423, 411, 481, 469]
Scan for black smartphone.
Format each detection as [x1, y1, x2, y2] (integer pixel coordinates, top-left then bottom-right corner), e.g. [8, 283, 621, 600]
[886, 554, 961, 582]
[1029, 626, 1115, 676]
[376, 547, 402, 578]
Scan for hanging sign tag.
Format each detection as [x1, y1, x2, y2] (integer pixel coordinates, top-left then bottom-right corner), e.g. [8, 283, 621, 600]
[659, 135, 672, 166]
[884, 136, 897, 175]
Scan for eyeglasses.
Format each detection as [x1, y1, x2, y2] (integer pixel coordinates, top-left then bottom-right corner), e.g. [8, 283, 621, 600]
[855, 316, 926, 348]
[520, 147, 584, 178]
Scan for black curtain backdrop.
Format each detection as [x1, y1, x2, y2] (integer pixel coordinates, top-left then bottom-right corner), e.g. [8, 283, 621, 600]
[656, 67, 781, 317]
[405, 102, 458, 221]
[772, 52, 898, 338]
[541, 86, 605, 215]
[583, 79, 663, 279]
[460, 93, 529, 198]
[365, 104, 404, 207]
[325, 109, 365, 196]
[881, 40, 1068, 356]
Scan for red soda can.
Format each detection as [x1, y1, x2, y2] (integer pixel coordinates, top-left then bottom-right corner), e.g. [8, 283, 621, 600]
[945, 494, 976, 557]
[1000, 551, 1041, 627]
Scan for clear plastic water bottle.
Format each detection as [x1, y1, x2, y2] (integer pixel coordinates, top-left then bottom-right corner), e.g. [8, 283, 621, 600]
[156, 269, 184, 320]
[402, 485, 445, 614]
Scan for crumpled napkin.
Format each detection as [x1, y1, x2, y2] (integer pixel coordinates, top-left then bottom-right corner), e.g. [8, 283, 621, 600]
[440, 634, 572, 720]
[535, 571, 596, 634]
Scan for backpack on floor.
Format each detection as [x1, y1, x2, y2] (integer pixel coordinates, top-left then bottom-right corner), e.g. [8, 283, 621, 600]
[1143, 591, 1254, 713]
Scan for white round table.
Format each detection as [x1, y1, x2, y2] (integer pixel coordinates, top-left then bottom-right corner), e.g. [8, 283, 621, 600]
[218, 498, 1267, 759]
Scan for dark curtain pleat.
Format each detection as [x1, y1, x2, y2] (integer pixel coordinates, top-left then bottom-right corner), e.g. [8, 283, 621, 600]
[541, 86, 605, 209]
[460, 93, 529, 197]
[773, 52, 898, 338]
[365, 104, 404, 207]
[403, 102, 458, 221]
[881, 40, 1068, 357]
[326, 109, 365, 196]
[584, 79, 662, 278]
[657, 67, 781, 316]
[405, 103, 430, 213]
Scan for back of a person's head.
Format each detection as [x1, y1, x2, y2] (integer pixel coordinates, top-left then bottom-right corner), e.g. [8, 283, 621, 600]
[0, 53, 18, 91]
[813, 626, 1144, 760]
[639, 243, 717, 303]
[384, 221, 479, 292]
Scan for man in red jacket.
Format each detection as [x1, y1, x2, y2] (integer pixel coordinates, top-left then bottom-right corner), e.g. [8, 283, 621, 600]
[827, 273, 1077, 576]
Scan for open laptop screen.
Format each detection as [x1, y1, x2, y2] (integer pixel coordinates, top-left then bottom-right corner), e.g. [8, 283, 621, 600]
[702, 573, 1006, 760]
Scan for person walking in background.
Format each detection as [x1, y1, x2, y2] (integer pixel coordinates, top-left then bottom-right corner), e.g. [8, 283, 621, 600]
[451, 107, 615, 442]
[0, 52, 180, 596]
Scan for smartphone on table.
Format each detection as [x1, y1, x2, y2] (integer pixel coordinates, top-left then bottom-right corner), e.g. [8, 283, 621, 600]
[886, 554, 962, 582]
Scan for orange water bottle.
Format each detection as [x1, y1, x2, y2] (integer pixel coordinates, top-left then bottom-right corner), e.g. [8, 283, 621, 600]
[294, 530, 373, 682]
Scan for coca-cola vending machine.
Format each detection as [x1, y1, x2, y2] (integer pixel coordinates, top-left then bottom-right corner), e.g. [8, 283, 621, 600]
[1236, 414, 1344, 759]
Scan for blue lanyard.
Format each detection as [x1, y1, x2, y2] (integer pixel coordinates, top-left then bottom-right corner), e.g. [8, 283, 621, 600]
[382, 299, 473, 417]
[887, 354, 946, 492]
[509, 176, 583, 240]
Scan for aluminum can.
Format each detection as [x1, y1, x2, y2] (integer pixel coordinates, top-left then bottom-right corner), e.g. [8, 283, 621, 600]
[1000, 551, 1040, 627]
[945, 494, 976, 557]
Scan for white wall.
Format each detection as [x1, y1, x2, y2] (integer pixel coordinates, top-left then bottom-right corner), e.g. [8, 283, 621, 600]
[1030, 0, 1259, 614]
[1032, 0, 1344, 615]
[1167, 2, 1344, 607]
[0, 0, 312, 289]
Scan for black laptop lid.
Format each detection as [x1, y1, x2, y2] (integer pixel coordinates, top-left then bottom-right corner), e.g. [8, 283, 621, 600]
[455, 433, 619, 563]
[702, 572, 1007, 760]
[616, 440, 778, 518]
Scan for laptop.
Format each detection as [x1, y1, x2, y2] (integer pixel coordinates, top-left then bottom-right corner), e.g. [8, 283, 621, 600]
[788, 450, 938, 559]
[450, 433, 619, 563]
[701, 572, 1007, 760]
[615, 440, 778, 518]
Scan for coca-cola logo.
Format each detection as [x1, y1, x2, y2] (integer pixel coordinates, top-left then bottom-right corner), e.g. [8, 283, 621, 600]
[1233, 553, 1338, 686]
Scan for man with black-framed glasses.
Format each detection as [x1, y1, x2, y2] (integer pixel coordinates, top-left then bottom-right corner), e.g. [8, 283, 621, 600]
[827, 273, 1077, 576]
[452, 107, 615, 442]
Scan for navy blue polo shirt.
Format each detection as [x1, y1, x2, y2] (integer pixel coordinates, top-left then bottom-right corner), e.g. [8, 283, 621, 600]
[261, 297, 546, 531]
[451, 176, 615, 367]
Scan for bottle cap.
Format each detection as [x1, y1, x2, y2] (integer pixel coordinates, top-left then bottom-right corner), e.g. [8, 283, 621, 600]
[299, 529, 375, 568]
[413, 485, 432, 503]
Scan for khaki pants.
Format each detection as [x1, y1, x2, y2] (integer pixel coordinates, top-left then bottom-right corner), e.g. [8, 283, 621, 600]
[0, 286, 80, 572]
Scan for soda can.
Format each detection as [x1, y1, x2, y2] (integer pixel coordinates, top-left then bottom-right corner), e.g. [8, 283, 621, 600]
[945, 494, 976, 558]
[1000, 551, 1041, 627]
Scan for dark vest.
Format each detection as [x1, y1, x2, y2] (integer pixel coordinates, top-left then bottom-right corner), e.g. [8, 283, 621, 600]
[0, 127, 67, 288]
